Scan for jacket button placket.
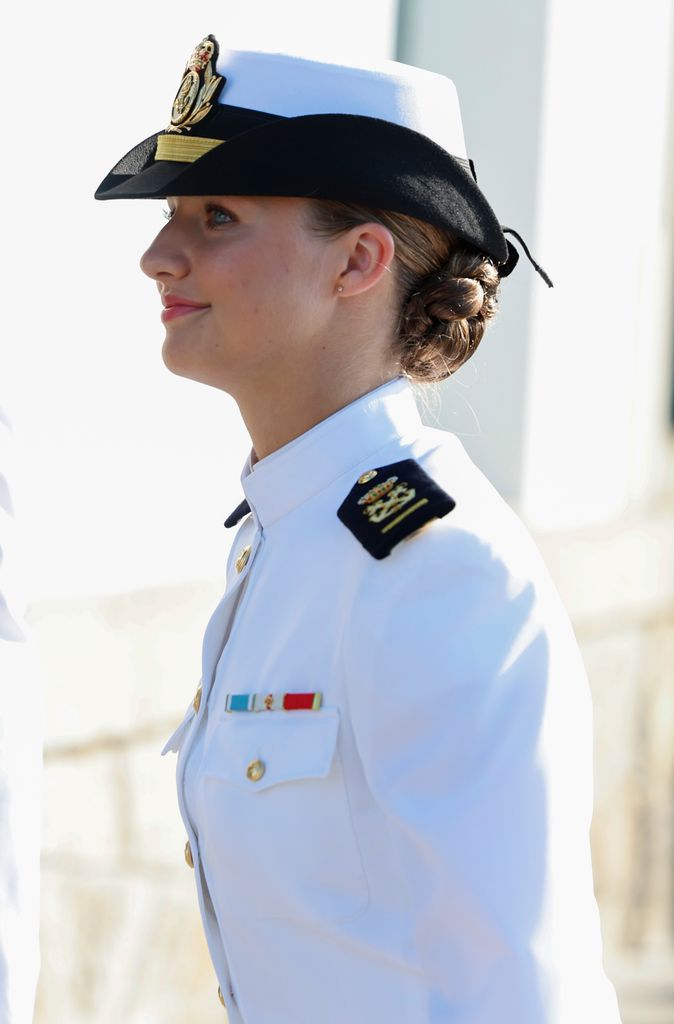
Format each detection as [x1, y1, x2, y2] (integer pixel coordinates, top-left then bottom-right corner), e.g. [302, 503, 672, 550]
[180, 521, 262, 1021]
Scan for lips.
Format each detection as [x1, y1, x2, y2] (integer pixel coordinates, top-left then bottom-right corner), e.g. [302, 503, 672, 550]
[160, 294, 211, 323]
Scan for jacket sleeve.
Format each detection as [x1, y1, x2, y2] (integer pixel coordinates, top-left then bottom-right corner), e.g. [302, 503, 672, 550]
[342, 526, 611, 1023]
[0, 409, 42, 1024]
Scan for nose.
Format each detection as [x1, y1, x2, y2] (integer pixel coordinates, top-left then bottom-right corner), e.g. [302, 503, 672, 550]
[139, 223, 190, 282]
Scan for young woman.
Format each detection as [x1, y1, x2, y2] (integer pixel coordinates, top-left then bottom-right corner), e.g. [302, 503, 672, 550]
[96, 34, 623, 1024]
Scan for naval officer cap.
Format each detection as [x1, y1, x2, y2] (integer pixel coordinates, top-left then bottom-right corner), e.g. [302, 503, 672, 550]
[95, 34, 551, 285]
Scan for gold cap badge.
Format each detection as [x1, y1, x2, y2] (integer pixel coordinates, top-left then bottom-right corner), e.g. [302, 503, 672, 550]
[166, 34, 225, 134]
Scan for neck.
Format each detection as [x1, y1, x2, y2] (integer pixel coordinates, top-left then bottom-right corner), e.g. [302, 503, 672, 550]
[234, 325, 400, 463]
[243, 367, 401, 465]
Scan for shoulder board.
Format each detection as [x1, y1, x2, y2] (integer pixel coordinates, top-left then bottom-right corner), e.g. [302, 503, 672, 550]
[337, 458, 455, 559]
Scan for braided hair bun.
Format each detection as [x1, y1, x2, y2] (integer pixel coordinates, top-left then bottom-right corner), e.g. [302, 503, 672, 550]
[399, 249, 500, 383]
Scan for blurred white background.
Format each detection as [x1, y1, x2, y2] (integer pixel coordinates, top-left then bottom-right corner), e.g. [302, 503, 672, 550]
[4, 1, 398, 601]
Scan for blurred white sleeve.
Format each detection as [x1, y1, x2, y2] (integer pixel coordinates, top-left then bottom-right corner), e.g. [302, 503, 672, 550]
[0, 407, 42, 1024]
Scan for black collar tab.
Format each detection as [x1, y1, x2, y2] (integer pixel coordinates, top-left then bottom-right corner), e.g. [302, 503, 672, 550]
[224, 498, 251, 529]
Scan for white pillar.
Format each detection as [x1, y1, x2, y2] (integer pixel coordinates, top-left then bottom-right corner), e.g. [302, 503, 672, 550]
[398, 0, 551, 501]
[397, 0, 674, 528]
[522, 0, 674, 528]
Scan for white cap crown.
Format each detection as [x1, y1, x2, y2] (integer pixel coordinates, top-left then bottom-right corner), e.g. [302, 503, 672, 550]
[214, 49, 468, 161]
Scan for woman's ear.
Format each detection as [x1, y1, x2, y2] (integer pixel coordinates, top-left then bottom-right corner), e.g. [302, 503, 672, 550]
[335, 223, 395, 297]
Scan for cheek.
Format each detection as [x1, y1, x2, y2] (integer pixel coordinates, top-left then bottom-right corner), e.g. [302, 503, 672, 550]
[209, 246, 280, 308]
[214, 250, 306, 330]
[272, 240, 326, 317]
[198, 231, 327, 354]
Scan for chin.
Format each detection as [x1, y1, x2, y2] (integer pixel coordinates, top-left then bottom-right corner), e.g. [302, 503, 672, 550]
[160, 336, 217, 386]
[161, 334, 192, 375]
[160, 336, 235, 393]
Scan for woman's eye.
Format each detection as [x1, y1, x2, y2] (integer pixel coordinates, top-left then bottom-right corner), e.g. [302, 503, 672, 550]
[161, 207, 174, 221]
[206, 205, 234, 227]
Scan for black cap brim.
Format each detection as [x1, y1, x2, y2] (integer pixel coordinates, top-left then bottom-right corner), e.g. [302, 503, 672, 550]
[95, 110, 509, 265]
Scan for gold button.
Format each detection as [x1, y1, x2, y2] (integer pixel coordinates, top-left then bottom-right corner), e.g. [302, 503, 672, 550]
[358, 469, 377, 484]
[235, 545, 252, 573]
[184, 840, 194, 869]
[192, 686, 202, 714]
[246, 758, 266, 782]
[217, 985, 226, 1007]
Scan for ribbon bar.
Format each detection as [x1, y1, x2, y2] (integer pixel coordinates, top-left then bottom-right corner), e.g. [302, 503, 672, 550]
[225, 692, 322, 712]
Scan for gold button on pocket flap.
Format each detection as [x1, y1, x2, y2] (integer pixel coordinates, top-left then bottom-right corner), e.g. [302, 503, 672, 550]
[184, 839, 194, 868]
[202, 709, 340, 792]
[246, 758, 266, 782]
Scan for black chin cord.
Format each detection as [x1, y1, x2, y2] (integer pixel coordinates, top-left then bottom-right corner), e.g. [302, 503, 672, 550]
[501, 227, 554, 288]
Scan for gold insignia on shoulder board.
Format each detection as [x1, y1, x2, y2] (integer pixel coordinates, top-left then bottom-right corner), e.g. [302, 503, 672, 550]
[361, 479, 418, 525]
[358, 475, 398, 506]
[166, 34, 225, 134]
[337, 457, 456, 559]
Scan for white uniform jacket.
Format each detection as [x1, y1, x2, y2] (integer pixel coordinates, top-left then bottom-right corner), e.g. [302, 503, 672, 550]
[0, 408, 41, 1024]
[162, 375, 622, 1024]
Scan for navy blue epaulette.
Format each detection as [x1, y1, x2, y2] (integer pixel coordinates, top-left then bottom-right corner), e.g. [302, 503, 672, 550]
[337, 458, 455, 559]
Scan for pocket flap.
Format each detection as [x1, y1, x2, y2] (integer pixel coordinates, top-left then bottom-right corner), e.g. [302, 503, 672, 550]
[203, 709, 340, 791]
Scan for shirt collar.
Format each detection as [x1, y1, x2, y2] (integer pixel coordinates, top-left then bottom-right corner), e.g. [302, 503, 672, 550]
[237, 375, 423, 527]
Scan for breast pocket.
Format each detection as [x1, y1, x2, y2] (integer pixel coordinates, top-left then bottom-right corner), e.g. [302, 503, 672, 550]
[199, 708, 369, 923]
